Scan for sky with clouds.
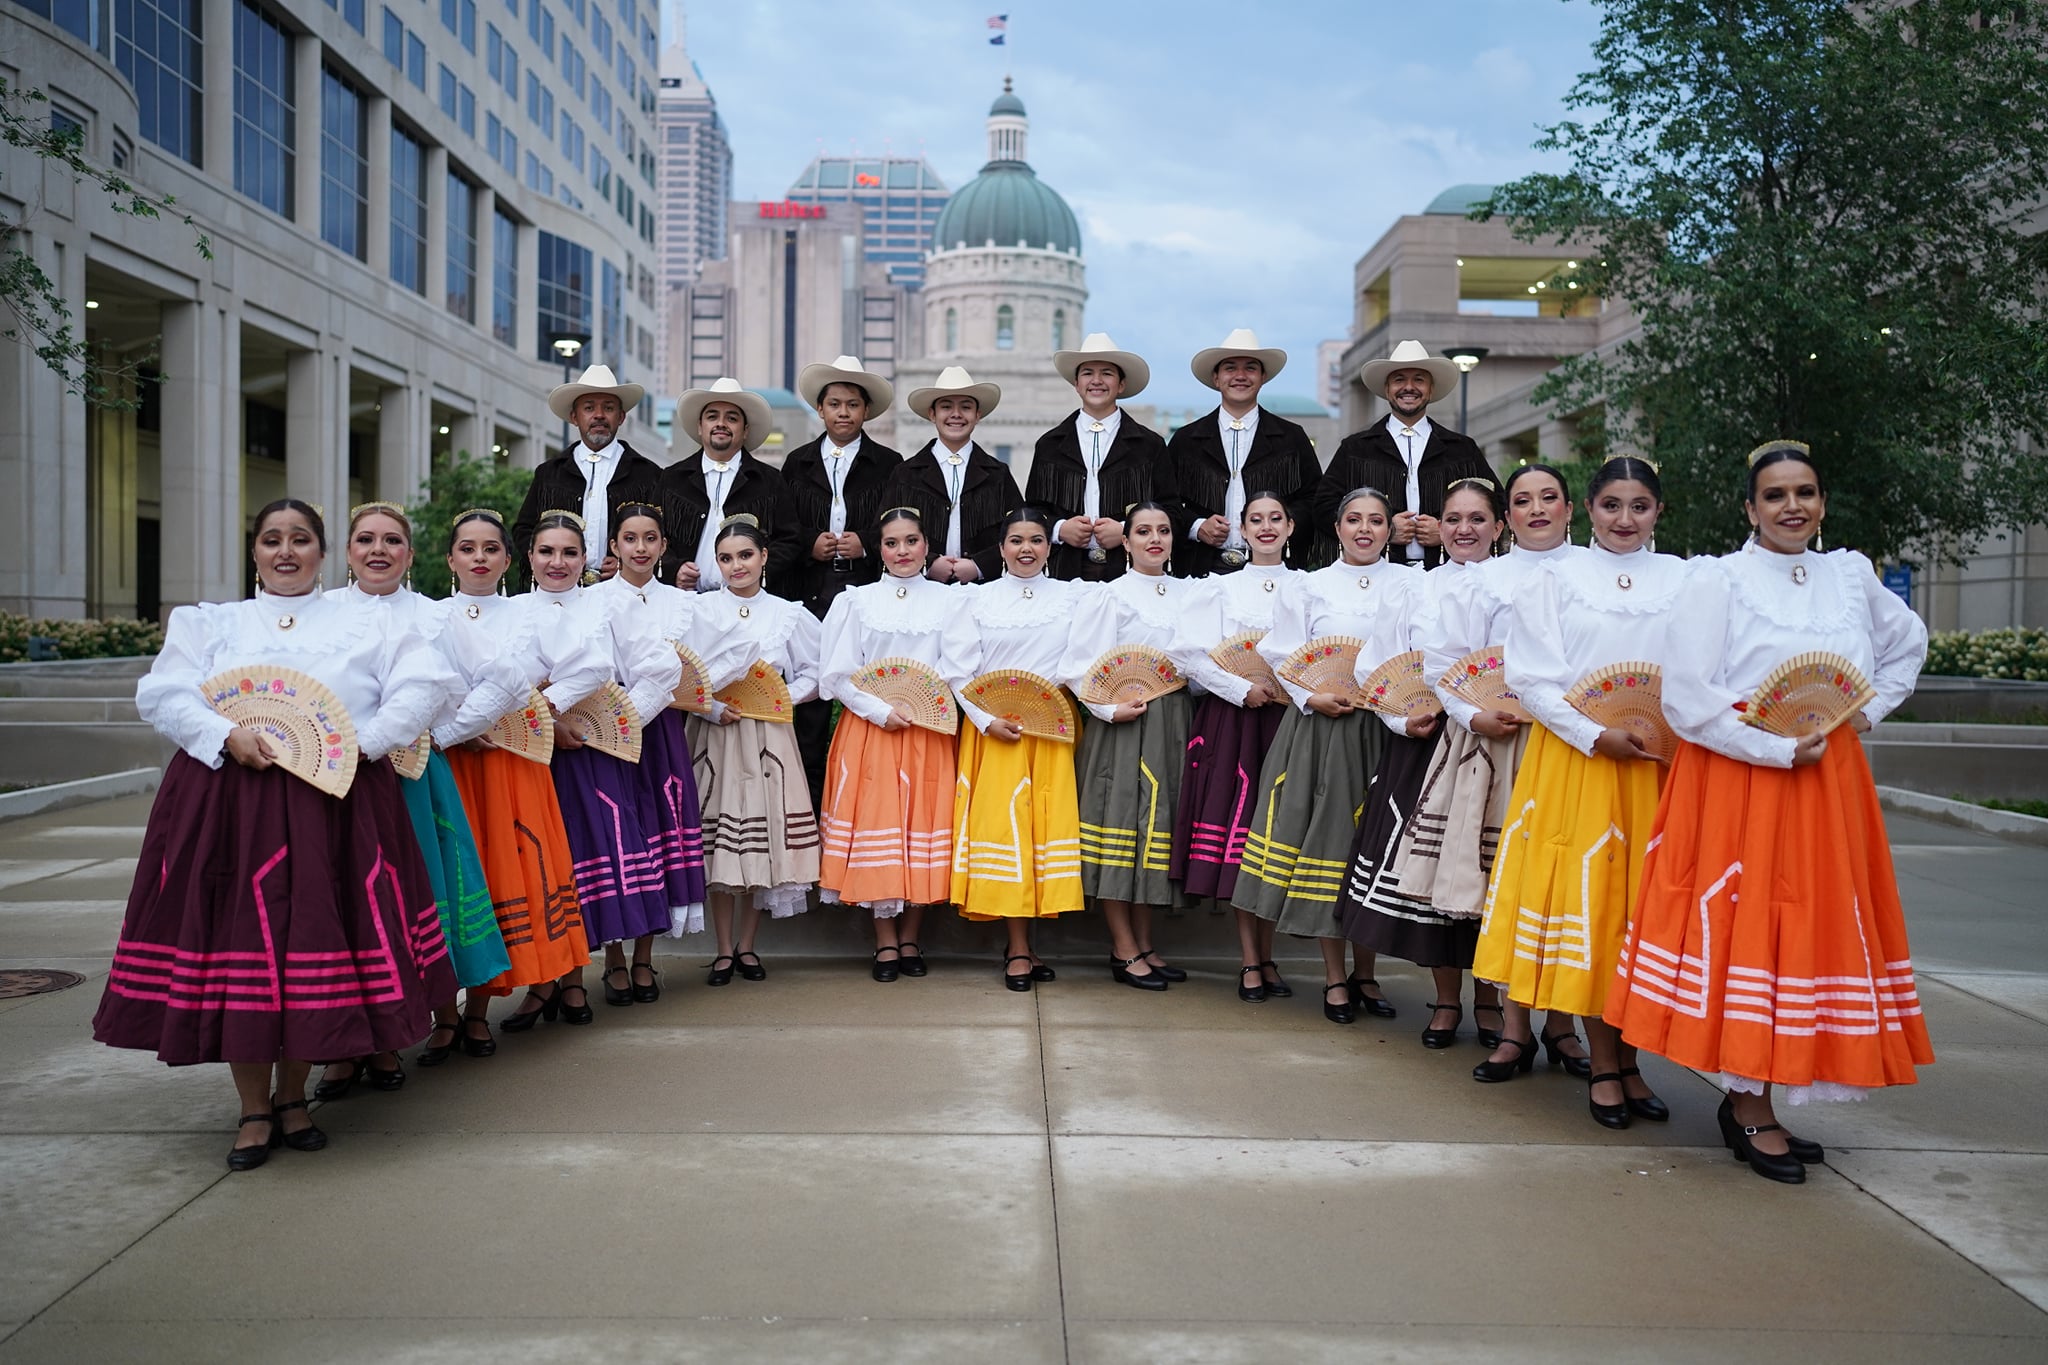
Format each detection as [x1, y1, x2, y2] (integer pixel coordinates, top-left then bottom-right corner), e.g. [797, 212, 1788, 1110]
[675, 0, 1605, 410]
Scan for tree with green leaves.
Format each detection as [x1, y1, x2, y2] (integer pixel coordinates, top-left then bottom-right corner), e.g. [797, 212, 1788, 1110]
[1482, 0, 2048, 563]
[405, 452, 535, 597]
[1, 79, 212, 409]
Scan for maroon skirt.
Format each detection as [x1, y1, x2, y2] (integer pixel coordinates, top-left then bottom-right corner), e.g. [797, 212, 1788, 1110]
[93, 752, 454, 1066]
[1170, 694, 1287, 901]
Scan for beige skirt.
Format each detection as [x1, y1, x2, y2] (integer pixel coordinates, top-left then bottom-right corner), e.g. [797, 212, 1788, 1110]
[687, 715, 821, 917]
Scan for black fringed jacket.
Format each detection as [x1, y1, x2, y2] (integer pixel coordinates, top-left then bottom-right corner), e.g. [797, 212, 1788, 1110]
[510, 442, 665, 583]
[655, 449, 804, 590]
[1312, 418, 1496, 569]
[879, 440, 1024, 584]
[1023, 409, 1167, 582]
[779, 433, 904, 617]
[1155, 406, 1322, 576]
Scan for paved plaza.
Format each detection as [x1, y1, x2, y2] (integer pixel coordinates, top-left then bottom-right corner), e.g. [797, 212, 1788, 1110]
[1, 793, 2044, 1362]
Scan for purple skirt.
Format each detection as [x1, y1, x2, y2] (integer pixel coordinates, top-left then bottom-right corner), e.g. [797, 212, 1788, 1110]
[93, 753, 454, 1066]
[1170, 694, 1286, 901]
[551, 720, 700, 946]
[635, 710, 708, 929]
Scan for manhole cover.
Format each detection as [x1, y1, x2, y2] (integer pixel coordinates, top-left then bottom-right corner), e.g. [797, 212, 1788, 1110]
[0, 969, 85, 999]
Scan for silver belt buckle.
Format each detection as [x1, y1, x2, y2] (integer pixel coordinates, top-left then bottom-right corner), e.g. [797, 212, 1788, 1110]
[1086, 547, 1107, 564]
[1219, 548, 1247, 569]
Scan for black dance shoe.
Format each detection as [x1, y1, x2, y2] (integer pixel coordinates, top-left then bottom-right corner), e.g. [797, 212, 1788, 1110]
[1729, 1119, 1807, 1184]
[226, 1113, 277, 1172]
[1618, 1066, 1670, 1122]
[1323, 983, 1356, 1025]
[1473, 1002, 1506, 1050]
[707, 955, 736, 987]
[1587, 1072, 1632, 1130]
[365, 1055, 406, 1092]
[1260, 962, 1294, 998]
[311, 1060, 365, 1102]
[1542, 1028, 1594, 1079]
[734, 952, 767, 982]
[897, 942, 929, 977]
[1349, 976, 1396, 1017]
[556, 984, 595, 1025]
[1003, 955, 1034, 992]
[602, 966, 636, 1006]
[1237, 966, 1268, 1003]
[1472, 1036, 1537, 1083]
[1421, 1003, 1463, 1049]
[460, 1016, 497, 1058]
[1718, 1097, 1824, 1164]
[872, 948, 900, 983]
[1110, 954, 1169, 992]
[631, 964, 662, 1002]
[416, 1022, 460, 1068]
[1029, 961, 1056, 982]
[271, 1097, 328, 1152]
[499, 984, 560, 1033]
[1142, 950, 1187, 983]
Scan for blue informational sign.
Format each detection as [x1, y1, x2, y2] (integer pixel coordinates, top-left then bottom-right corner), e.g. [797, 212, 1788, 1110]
[1882, 564, 1913, 605]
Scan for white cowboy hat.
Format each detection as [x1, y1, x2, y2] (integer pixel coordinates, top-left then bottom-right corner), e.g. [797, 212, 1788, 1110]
[797, 354, 895, 416]
[547, 363, 647, 421]
[1190, 328, 1287, 388]
[906, 365, 1002, 420]
[676, 378, 773, 451]
[1359, 339, 1460, 402]
[1054, 332, 1150, 398]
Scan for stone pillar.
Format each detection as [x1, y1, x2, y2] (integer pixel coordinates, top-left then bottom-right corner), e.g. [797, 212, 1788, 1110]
[286, 346, 349, 587]
[1537, 417, 1577, 465]
[0, 231, 89, 616]
[505, 430, 538, 472]
[293, 35, 323, 239]
[156, 297, 245, 614]
[86, 372, 139, 618]
[424, 144, 449, 312]
[448, 407, 486, 467]
[375, 383, 426, 506]
[202, 0, 235, 180]
[473, 186, 497, 338]
[365, 96, 392, 277]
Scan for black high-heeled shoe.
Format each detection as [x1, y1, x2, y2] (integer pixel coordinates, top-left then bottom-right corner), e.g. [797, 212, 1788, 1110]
[1728, 1117, 1807, 1184]
[1717, 1097, 1824, 1164]
[1472, 1036, 1537, 1083]
[1421, 1002, 1463, 1049]
[1029, 961, 1056, 982]
[499, 983, 560, 1032]
[1003, 954, 1034, 992]
[365, 1055, 406, 1092]
[271, 1097, 328, 1152]
[734, 951, 767, 982]
[897, 942, 928, 977]
[1587, 1071, 1632, 1130]
[1618, 1066, 1670, 1122]
[1473, 1002, 1506, 1050]
[1322, 982, 1356, 1025]
[1349, 976, 1396, 1017]
[1237, 965, 1267, 1003]
[707, 955, 736, 986]
[416, 1022, 460, 1067]
[556, 984, 595, 1025]
[1541, 1028, 1594, 1079]
[226, 1113, 277, 1171]
[1110, 953, 1168, 992]
[630, 963, 662, 1002]
[311, 1060, 365, 1102]
[871, 947, 899, 983]
[1142, 950, 1187, 983]
[602, 965, 636, 1006]
[460, 1016, 496, 1058]
[1260, 961, 1294, 998]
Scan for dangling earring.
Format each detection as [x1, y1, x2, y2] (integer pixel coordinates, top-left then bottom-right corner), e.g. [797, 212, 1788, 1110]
[402, 568, 412, 591]
[497, 575, 508, 597]
[1814, 530, 1824, 551]
[345, 565, 357, 586]
[1282, 539, 1290, 564]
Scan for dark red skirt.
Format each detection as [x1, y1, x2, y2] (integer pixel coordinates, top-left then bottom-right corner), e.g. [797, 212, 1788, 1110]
[93, 753, 454, 1065]
[1170, 694, 1287, 901]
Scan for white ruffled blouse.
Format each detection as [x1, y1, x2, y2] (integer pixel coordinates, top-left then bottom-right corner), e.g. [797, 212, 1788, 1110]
[1061, 570, 1242, 722]
[690, 588, 823, 705]
[1416, 542, 1583, 731]
[1256, 558, 1425, 730]
[819, 572, 980, 727]
[957, 572, 1081, 733]
[1184, 561, 1300, 707]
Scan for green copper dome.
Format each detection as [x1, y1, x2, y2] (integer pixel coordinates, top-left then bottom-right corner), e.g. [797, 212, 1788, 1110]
[1425, 184, 1496, 215]
[931, 164, 1081, 254]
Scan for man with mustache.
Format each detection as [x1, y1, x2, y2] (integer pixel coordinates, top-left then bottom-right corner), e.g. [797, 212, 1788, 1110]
[881, 366, 1022, 585]
[1313, 340, 1496, 569]
[1155, 329, 1321, 576]
[657, 377, 801, 590]
[513, 364, 663, 584]
[1026, 333, 1165, 583]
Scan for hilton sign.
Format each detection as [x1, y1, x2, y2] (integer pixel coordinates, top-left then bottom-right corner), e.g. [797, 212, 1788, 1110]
[758, 201, 827, 219]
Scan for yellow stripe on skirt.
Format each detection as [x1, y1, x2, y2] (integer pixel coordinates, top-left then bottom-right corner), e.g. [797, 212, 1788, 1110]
[1471, 724, 1664, 1017]
[951, 724, 1085, 920]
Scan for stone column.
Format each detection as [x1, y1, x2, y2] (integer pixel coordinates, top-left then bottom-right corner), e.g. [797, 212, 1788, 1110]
[447, 407, 486, 467]
[286, 346, 349, 587]
[293, 34, 323, 239]
[0, 230, 91, 616]
[1537, 417, 1577, 465]
[424, 144, 449, 312]
[201, 0, 235, 180]
[156, 296, 246, 614]
[473, 186, 497, 338]
[375, 383, 424, 506]
[505, 430, 538, 471]
[365, 96, 392, 277]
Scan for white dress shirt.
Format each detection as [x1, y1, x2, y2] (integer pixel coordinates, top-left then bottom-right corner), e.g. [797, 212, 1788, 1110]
[1211, 405, 1260, 551]
[1386, 414, 1433, 562]
[822, 435, 862, 536]
[691, 454, 741, 590]
[1055, 408, 1122, 550]
[576, 438, 624, 565]
[935, 439, 972, 559]
[1416, 541, 1582, 732]
[1260, 559, 1425, 732]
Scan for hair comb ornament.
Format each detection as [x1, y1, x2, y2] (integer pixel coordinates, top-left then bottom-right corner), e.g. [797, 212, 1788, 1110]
[539, 508, 587, 530]
[1746, 439, 1812, 469]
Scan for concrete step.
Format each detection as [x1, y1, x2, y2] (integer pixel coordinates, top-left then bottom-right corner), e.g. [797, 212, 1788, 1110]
[0, 657, 154, 697]
[0, 722, 174, 787]
[0, 697, 141, 723]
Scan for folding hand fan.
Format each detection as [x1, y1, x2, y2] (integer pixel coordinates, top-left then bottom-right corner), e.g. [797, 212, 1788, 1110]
[714, 659, 796, 723]
[1568, 660, 1676, 761]
[1739, 651, 1878, 739]
[965, 669, 1079, 742]
[200, 666, 359, 798]
[562, 681, 644, 762]
[390, 731, 431, 781]
[1209, 631, 1283, 696]
[671, 642, 714, 713]
[1439, 646, 1533, 723]
[853, 657, 959, 734]
[1079, 645, 1186, 707]
[1358, 650, 1438, 719]
[1277, 635, 1366, 701]
[484, 687, 555, 765]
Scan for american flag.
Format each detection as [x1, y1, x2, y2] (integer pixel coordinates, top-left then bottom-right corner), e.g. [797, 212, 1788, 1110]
[987, 14, 1007, 45]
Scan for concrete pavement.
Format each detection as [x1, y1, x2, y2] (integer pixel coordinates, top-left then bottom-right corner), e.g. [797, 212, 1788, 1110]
[0, 795, 2044, 1362]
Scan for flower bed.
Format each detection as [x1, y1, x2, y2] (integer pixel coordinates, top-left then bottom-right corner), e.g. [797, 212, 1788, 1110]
[0, 612, 164, 663]
[1920, 627, 2048, 682]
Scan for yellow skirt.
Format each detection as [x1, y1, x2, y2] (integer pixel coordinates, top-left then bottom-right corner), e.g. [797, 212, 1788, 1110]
[951, 726, 1084, 920]
[1471, 725, 1664, 1016]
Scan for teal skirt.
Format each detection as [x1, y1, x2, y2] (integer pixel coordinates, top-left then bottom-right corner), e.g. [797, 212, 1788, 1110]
[401, 750, 511, 989]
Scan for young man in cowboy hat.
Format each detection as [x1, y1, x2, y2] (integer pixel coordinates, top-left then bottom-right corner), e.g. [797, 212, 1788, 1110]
[881, 366, 1022, 585]
[782, 356, 905, 617]
[513, 363, 663, 583]
[1155, 328, 1321, 576]
[1026, 333, 1167, 583]
[658, 377, 801, 590]
[1314, 339, 1495, 569]
[782, 356, 905, 807]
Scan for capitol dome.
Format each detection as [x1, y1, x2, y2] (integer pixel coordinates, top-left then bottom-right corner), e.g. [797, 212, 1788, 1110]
[930, 80, 1082, 255]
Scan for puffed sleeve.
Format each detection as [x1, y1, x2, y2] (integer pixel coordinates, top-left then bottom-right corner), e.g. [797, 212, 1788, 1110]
[1356, 568, 1431, 735]
[1505, 564, 1605, 756]
[1660, 559, 1798, 768]
[937, 589, 984, 729]
[956, 590, 997, 735]
[539, 606, 613, 714]
[432, 612, 529, 748]
[607, 599, 684, 730]
[1849, 552, 1928, 724]
[359, 626, 459, 760]
[821, 591, 893, 727]
[1419, 569, 1487, 732]
[783, 605, 823, 707]
[1185, 579, 1251, 708]
[136, 604, 236, 767]
[1257, 577, 1315, 714]
[1060, 582, 1123, 723]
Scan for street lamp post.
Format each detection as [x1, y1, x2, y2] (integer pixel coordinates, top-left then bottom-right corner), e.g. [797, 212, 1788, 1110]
[548, 331, 590, 454]
[1442, 346, 1489, 432]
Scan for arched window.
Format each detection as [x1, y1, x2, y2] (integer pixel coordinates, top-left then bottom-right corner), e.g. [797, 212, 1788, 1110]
[995, 304, 1015, 351]
[1052, 309, 1066, 351]
[944, 307, 958, 352]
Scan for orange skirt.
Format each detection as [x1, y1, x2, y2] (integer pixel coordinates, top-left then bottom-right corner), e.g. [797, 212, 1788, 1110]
[818, 714, 956, 915]
[1606, 733, 1934, 1098]
[446, 746, 591, 995]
